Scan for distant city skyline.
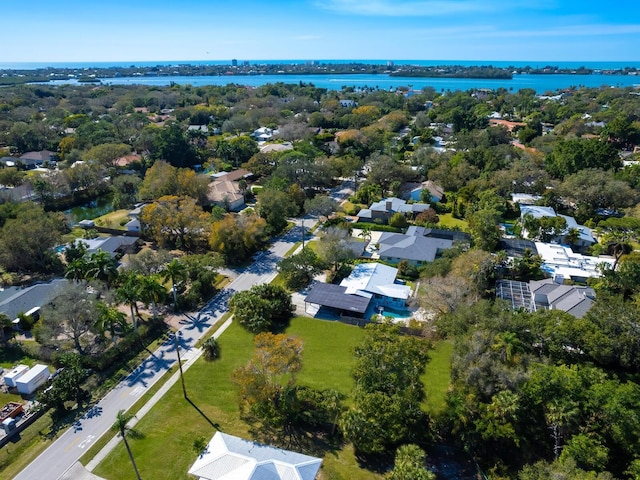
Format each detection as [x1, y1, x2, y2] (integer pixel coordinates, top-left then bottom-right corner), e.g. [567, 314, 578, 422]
[4, 0, 639, 63]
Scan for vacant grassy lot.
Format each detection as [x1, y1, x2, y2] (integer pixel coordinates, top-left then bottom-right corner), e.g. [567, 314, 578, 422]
[92, 318, 371, 480]
[91, 318, 452, 480]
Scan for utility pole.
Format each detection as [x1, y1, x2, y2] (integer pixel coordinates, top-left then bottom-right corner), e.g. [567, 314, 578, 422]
[174, 332, 187, 399]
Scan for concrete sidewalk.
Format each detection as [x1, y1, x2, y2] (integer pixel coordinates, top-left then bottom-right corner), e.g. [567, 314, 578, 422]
[84, 317, 233, 473]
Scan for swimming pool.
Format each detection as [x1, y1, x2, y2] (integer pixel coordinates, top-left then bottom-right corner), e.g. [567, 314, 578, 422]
[377, 307, 413, 319]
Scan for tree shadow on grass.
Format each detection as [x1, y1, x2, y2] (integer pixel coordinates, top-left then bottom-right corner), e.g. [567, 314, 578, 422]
[186, 396, 222, 431]
[353, 450, 394, 475]
[247, 423, 344, 460]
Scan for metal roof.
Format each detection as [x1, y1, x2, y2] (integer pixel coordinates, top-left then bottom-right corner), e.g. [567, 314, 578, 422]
[188, 432, 322, 480]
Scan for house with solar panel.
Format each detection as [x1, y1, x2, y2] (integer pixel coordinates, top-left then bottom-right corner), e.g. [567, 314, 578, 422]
[496, 278, 596, 318]
[303, 262, 411, 319]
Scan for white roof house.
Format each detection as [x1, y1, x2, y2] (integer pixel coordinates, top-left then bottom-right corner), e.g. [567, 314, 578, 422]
[340, 263, 410, 300]
[534, 242, 615, 281]
[188, 432, 322, 480]
[520, 205, 596, 247]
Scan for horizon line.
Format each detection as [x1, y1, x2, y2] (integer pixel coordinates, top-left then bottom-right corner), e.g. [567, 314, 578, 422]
[3, 58, 640, 66]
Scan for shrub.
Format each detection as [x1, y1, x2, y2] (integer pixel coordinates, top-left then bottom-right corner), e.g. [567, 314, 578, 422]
[202, 337, 221, 361]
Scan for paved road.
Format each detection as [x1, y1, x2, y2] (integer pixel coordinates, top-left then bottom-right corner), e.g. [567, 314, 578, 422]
[14, 228, 303, 480]
[15, 181, 354, 480]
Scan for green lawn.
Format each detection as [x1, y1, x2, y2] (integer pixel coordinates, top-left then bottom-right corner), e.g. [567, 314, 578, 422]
[92, 318, 379, 480]
[422, 340, 453, 416]
[437, 213, 469, 230]
[0, 414, 54, 477]
[93, 209, 130, 229]
[60, 226, 86, 244]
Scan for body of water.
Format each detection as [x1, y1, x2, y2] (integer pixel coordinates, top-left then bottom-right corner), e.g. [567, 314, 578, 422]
[4, 59, 640, 70]
[44, 72, 640, 94]
[65, 193, 114, 225]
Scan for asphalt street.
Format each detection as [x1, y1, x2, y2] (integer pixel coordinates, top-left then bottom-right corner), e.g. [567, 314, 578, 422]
[14, 228, 302, 480]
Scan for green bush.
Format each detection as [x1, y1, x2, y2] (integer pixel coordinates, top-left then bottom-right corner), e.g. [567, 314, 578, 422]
[202, 337, 221, 361]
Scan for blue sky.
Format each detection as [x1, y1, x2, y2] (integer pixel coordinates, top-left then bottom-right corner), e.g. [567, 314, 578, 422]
[3, 0, 639, 62]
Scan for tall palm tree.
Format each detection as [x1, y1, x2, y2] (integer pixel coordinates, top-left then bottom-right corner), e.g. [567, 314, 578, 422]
[162, 258, 187, 311]
[137, 274, 166, 320]
[111, 409, 143, 480]
[95, 302, 128, 346]
[116, 272, 142, 332]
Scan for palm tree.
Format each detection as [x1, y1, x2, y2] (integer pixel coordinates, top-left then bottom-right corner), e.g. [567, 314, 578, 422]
[65, 258, 89, 283]
[202, 337, 220, 361]
[86, 250, 119, 288]
[116, 272, 142, 332]
[137, 274, 166, 320]
[111, 409, 143, 480]
[492, 331, 524, 365]
[95, 302, 128, 346]
[162, 258, 187, 311]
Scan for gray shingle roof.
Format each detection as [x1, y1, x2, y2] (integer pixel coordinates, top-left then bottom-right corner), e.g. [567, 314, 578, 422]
[0, 279, 68, 320]
[377, 231, 452, 262]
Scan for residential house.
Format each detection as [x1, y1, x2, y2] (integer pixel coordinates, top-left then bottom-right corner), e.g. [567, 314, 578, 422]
[340, 262, 411, 310]
[520, 205, 596, 247]
[304, 262, 411, 318]
[18, 150, 56, 169]
[339, 99, 357, 108]
[510, 193, 542, 206]
[408, 180, 445, 202]
[496, 278, 596, 318]
[251, 127, 276, 142]
[488, 119, 526, 132]
[206, 169, 253, 212]
[188, 432, 322, 480]
[0, 279, 68, 324]
[124, 204, 146, 233]
[356, 197, 430, 224]
[534, 242, 614, 282]
[83, 236, 139, 258]
[259, 142, 293, 154]
[374, 226, 456, 266]
[187, 125, 209, 134]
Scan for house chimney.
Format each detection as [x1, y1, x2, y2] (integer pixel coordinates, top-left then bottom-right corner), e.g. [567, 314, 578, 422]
[386, 200, 392, 211]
